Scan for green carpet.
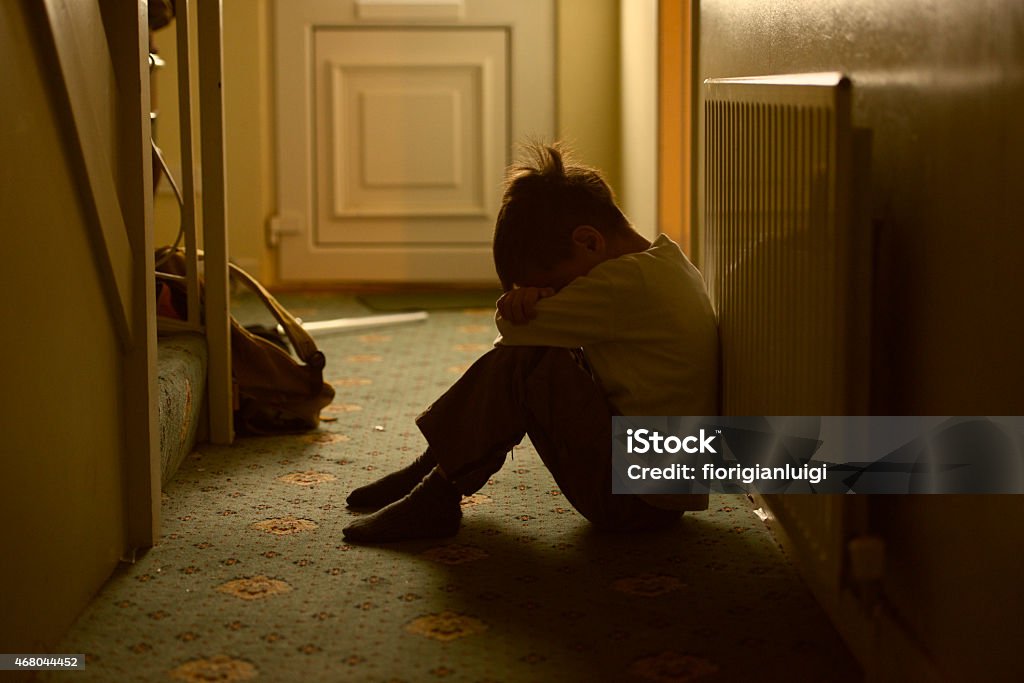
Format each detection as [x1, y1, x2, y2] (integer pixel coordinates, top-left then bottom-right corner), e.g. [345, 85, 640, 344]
[54, 295, 859, 682]
[358, 290, 503, 312]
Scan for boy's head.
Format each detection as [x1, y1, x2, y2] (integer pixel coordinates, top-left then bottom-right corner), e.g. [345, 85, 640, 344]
[492, 143, 633, 291]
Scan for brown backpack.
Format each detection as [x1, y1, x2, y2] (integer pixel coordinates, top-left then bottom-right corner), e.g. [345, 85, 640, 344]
[156, 248, 335, 435]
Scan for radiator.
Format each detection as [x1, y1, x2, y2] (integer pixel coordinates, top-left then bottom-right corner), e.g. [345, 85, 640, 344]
[702, 73, 873, 639]
[703, 72, 870, 416]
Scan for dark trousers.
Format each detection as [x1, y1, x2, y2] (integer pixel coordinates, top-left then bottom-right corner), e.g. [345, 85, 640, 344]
[416, 346, 681, 531]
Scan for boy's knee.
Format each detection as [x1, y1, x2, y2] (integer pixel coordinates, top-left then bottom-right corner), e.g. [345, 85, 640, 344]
[488, 345, 581, 382]
[491, 345, 570, 363]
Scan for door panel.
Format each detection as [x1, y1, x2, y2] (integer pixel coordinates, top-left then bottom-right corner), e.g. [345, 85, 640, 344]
[274, 0, 555, 283]
[315, 28, 506, 244]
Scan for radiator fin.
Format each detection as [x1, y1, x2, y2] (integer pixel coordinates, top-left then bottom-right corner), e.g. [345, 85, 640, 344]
[704, 74, 865, 415]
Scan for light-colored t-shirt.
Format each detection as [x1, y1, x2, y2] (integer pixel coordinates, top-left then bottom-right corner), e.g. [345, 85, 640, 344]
[495, 234, 719, 417]
[494, 234, 718, 511]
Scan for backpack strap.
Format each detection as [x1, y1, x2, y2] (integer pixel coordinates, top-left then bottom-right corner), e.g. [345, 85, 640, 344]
[227, 262, 324, 369]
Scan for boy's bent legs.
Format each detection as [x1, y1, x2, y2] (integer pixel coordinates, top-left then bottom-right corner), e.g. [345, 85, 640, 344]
[414, 346, 540, 495]
[342, 346, 538, 543]
[417, 346, 679, 531]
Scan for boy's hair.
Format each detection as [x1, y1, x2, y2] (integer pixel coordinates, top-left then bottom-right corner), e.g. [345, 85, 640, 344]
[492, 142, 631, 290]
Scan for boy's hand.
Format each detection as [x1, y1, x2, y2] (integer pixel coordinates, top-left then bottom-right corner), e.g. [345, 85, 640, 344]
[497, 287, 555, 325]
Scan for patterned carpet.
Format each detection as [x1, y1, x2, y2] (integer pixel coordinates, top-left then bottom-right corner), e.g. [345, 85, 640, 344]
[55, 294, 860, 682]
[156, 333, 206, 488]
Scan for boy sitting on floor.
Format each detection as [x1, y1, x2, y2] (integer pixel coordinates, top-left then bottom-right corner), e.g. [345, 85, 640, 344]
[342, 143, 719, 543]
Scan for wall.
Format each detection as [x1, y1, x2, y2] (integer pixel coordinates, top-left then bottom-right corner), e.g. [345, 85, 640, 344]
[222, 0, 275, 278]
[699, 0, 1024, 678]
[557, 0, 622, 198]
[151, 8, 185, 250]
[151, 0, 273, 277]
[0, 1, 129, 653]
[620, 0, 658, 239]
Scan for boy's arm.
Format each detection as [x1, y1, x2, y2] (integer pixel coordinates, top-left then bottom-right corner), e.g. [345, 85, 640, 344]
[495, 273, 617, 348]
[496, 287, 555, 325]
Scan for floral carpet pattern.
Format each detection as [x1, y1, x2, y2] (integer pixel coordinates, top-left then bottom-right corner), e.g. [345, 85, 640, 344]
[55, 294, 860, 682]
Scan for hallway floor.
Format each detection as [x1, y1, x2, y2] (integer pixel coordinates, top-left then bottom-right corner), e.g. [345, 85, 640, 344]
[56, 294, 860, 682]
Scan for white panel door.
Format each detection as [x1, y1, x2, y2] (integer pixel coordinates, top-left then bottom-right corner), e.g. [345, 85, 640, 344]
[274, 1, 556, 283]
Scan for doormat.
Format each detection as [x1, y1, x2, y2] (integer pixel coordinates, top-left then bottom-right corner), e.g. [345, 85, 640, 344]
[357, 289, 502, 312]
